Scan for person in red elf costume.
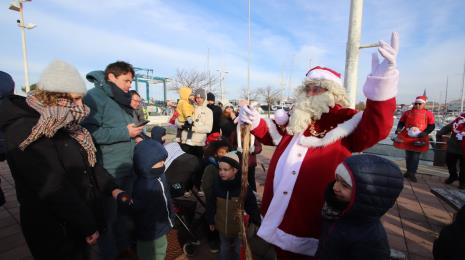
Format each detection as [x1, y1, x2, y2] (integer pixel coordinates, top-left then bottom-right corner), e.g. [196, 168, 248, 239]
[394, 95, 435, 182]
[238, 32, 399, 259]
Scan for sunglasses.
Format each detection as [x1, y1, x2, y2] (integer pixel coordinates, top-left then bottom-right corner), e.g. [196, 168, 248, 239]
[414, 103, 423, 105]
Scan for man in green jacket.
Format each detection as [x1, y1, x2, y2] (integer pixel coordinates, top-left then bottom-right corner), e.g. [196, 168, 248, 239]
[83, 61, 143, 259]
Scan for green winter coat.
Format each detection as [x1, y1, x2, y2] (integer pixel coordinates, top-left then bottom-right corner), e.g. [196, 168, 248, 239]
[82, 70, 136, 178]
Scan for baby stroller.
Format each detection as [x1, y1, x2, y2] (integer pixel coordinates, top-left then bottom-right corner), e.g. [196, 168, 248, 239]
[165, 153, 207, 257]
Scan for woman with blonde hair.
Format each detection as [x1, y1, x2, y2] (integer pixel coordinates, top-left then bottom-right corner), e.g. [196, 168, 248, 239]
[0, 60, 128, 260]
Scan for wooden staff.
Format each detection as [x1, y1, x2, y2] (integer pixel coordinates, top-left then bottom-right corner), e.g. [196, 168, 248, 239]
[239, 122, 253, 260]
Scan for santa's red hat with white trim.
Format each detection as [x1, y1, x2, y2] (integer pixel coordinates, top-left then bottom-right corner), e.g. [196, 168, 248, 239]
[415, 96, 427, 104]
[305, 66, 343, 88]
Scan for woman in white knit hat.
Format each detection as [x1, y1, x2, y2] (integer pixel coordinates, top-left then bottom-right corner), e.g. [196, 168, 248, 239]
[0, 60, 129, 260]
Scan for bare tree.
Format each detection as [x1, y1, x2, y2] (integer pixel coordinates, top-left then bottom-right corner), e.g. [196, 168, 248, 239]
[239, 87, 260, 101]
[170, 69, 218, 93]
[258, 86, 282, 117]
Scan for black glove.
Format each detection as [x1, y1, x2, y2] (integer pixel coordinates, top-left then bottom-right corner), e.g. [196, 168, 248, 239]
[395, 128, 402, 135]
[417, 132, 427, 138]
[116, 191, 133, 214]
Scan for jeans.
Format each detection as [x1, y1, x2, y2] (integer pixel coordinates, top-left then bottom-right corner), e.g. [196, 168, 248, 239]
[219, 233, 240, 260]
[137, 235, 167, 260]
[97, 174, 136, 260]
[405, 150, 421, 174]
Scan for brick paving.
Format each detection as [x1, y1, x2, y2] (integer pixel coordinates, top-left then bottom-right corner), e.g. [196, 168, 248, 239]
[0, 146, 459, 259]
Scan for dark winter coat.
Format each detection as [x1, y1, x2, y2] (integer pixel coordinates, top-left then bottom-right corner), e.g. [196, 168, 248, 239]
[206, 172, 261, 237]
[132, 140, 174, 241]
[433, 204, 465, 260]
[316, 155, 404, 260]
[0, 95, 117, 260]
[437, 123, 463, 155]
[207, 103, 223, 134]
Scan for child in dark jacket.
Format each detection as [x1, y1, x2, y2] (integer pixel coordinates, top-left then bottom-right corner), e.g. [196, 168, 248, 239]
[206, 151, 261, 260]
[133, 139, 174, 260]
[315, 154, 404, 260]
[201, 139, 231, 253]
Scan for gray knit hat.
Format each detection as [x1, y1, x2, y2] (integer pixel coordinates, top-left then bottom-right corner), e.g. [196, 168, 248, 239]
[38, 60, 87, 95]
[194, 88, 207, 99]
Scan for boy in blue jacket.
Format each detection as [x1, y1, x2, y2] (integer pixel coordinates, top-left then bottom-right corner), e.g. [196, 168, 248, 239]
[133, 139, 174, 260]
[315, 154, 404, 260]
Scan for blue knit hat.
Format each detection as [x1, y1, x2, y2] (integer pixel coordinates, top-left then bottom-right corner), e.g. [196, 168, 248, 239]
[134, 139, 168, 175]
[151, 126, 166, 144]
[0, 71, 15, 98]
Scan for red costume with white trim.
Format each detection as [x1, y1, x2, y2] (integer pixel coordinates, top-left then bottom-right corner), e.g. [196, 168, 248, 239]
[254, 99, 395, 258]
[240, 32, 401, 258]
[394, 108, 434, 152]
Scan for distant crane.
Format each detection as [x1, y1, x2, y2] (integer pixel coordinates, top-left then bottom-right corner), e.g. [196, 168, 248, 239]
[133, 67, 170, 103]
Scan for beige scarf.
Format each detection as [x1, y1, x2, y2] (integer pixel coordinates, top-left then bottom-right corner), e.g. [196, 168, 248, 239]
[19, 94, 97, 167]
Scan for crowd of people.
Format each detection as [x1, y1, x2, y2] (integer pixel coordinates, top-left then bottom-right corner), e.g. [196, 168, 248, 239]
[0, 31, 463, 260]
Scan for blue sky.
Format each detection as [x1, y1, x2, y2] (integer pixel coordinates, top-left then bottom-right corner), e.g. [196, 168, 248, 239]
[1, 0, 465, 104]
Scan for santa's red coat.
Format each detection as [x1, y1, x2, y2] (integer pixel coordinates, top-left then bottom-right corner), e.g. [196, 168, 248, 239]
[252, 98, 396, 258]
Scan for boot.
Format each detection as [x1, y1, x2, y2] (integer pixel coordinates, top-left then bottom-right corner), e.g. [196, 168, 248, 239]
[459, 182, 465, 190]
[404, 172, 417, 182]
[444, 176, 458, 184]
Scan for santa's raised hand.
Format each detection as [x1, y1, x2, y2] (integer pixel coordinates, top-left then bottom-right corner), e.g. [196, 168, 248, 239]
[363, 32, 400, 101]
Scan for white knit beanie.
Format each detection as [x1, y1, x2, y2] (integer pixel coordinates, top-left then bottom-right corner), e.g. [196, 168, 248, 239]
[38, 60, 87, 95]
[335, 162, 353, 187]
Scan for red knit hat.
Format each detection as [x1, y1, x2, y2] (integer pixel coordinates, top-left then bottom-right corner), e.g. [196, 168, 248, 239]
[415, 96, 427, 104]
[206, 132, 222, 144]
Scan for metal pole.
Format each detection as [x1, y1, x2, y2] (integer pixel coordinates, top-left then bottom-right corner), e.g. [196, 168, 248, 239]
[145, 81, 149, 103]
[444, 76, 448, 117]
[134, 75, 139, 92]
[461, 60, 465, 113]
[207, 48, 211, 92]
[344, 0, 364, 108]
[247, 0, 251, 102]
[19, 2, 30, 93]
[163, 80, 167, 104]
[219, 70, 223, 102]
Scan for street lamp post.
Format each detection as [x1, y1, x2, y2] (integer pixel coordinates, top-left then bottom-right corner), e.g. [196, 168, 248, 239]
[9, 0, 35, 94]
[217, 69, 228, 102]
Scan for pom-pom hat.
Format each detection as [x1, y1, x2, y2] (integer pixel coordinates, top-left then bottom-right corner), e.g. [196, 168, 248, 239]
[38, 60, 87, 95]
[415, 96, 427, 104]
[305, 66, 343, 88]
[219, 151, 240, 169]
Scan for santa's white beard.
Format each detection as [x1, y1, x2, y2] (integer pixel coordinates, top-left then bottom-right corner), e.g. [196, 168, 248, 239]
[287, 91, 336, 135]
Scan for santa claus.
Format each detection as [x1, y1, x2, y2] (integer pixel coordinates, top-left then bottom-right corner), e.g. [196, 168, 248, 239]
[238, 32, 399, 259]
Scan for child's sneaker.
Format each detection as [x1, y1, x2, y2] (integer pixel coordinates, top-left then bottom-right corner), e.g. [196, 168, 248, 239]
[208, 240, 219, 254]
[197, 191, 205, 197]
[175, 137, 181, 142]
[184, 191, 192, 198]
[186, 139, 194, 145]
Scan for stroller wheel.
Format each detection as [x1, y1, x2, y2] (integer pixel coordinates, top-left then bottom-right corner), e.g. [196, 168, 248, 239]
[183, 243, 196, 257]
[191, 240, 201, 246]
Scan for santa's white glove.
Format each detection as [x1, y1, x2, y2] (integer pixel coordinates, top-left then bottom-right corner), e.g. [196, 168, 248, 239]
[363, 32, 400, 101]
[238, 105, 261, 129]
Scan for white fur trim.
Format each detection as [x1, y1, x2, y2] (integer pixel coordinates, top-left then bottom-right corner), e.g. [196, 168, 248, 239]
[259, 135, 314, 254]
[236, 124, 255, 153]
[335, 163, 352, 187]
[298, 112, 364, 148]
[306, 68, 343, 87]
[415, 98, 426, 104]
[258, 228, 319, 256]
[362, 69, 399, 101]
[265, 118, 283, 145]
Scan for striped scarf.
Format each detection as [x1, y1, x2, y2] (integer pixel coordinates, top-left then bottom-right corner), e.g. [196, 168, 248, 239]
[19, 94, 97, 166]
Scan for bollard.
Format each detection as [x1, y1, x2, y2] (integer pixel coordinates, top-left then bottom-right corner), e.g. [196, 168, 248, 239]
[433, 135, 449, 166]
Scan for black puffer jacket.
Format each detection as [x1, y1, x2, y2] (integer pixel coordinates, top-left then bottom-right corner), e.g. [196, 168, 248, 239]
[0, 95, 117, 259]
[316, 154, 404, 260]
